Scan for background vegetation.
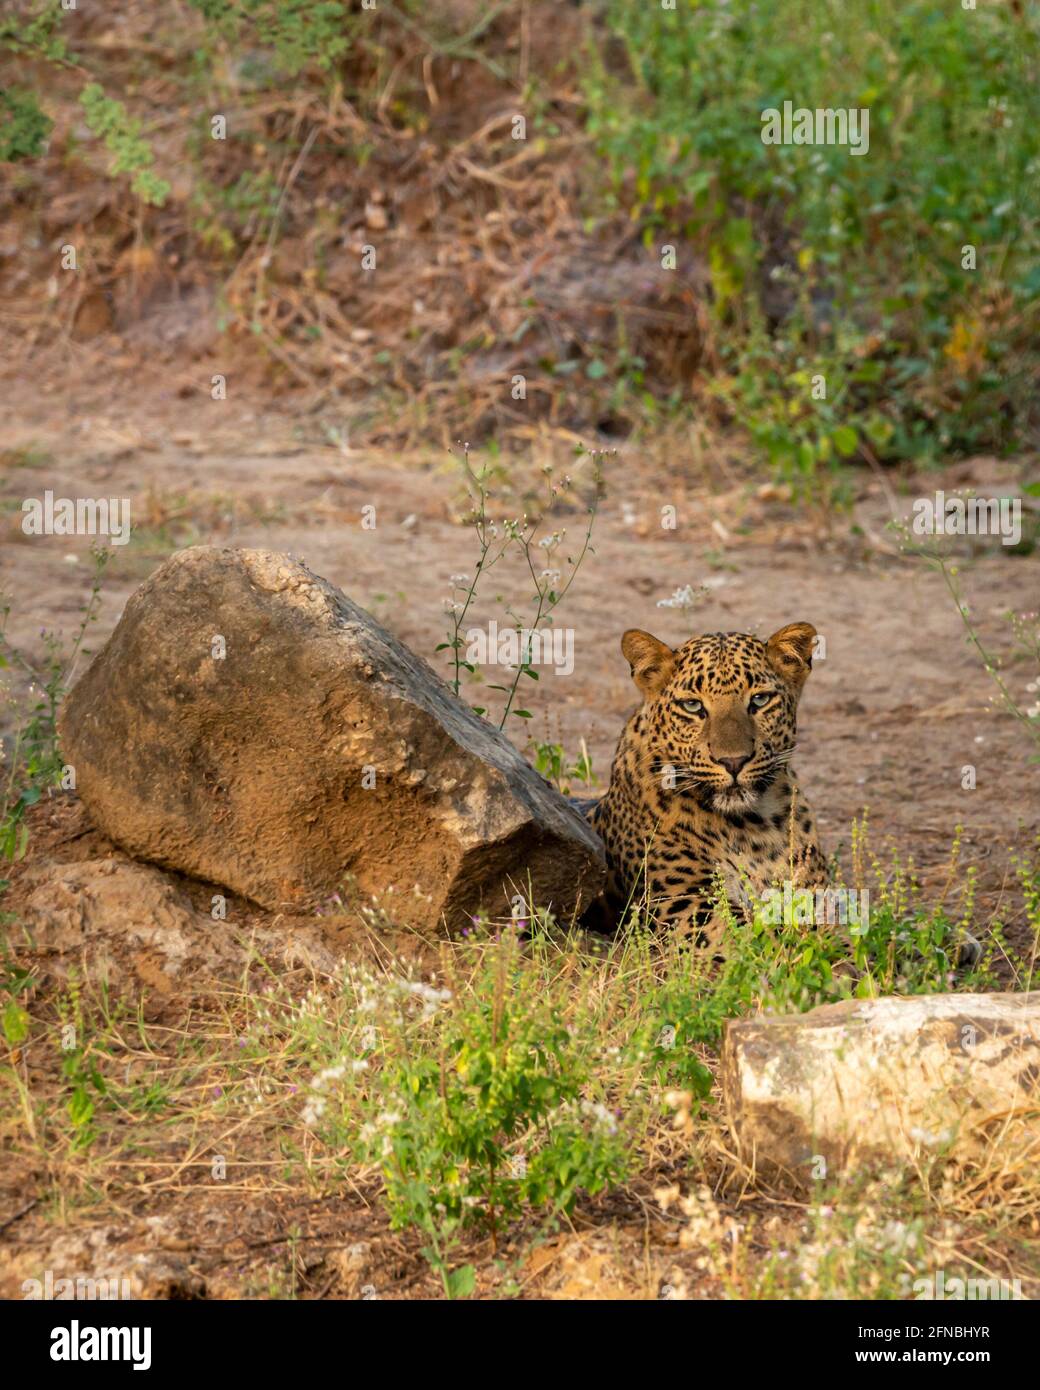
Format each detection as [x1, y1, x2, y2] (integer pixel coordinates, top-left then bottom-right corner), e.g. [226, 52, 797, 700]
[2, 0, 1037, 497]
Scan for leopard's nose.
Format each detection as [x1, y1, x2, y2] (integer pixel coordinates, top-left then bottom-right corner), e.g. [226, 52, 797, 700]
[716, 754, 750, 779]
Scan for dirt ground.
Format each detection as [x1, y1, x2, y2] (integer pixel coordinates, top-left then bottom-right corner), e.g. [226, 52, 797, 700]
[0, 369, 1038, 1298]
[3, 374, 1038, 912]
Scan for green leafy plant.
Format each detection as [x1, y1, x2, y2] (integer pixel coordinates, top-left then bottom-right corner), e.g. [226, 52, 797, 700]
[78, 84, 170, 206]
[308, 930, 630, 1296]
[0, 86, 51, 161]
[0, 2, 68, 63]
[529, 738, 598, 795]
[1, 957, 31, 1047]
[187, 0, 352, 78]
[54, 984, 107, 1152]
[585, 0, 1040, 480]
[1, 6, 169, 201]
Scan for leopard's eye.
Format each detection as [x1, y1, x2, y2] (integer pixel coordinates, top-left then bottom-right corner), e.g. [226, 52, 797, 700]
[678, 698, 705, 716]
[749, 692, 774, 711]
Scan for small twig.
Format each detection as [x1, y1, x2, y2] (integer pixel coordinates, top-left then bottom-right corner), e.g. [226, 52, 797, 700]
[0, 1198, 39, 1235]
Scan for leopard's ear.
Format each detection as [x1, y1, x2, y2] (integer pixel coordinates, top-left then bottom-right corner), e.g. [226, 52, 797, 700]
[621, 629, 675, 698]
[766, 622, 817, 690]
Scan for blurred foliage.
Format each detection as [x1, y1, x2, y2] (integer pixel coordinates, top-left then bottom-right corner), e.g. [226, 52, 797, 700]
[78, 84, 171, 206]
[2, 0, 1038, 488]
[186, 0, 353, 76]
[0, 86, 52, 161]
[586, 0, 1040, 486]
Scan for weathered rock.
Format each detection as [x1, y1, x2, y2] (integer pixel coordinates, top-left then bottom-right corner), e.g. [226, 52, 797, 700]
[58, 546, 604, 928]
[5, 1225, 206, 1300]
[328, 1242, 376, 1299]
[19, 857, 200, 992]
[17, 853, 343, 993]
[722, 992, 1040, 1177]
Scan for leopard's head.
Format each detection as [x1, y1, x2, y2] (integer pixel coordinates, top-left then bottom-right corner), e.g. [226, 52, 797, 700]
[621, 623, 816, 815]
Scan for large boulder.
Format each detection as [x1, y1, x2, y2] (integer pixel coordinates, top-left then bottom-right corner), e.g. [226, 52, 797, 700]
[722, 991, 1040, 1177]
[58, 546, 605, 929]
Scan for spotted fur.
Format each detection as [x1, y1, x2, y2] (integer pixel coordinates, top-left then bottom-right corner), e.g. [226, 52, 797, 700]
[588, 623, 828, 947]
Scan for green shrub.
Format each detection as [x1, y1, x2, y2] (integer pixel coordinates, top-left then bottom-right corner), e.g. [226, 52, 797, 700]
[186, 0, 352, 77]
[586, 0, 1040, 483]
[315, 930, 630, 1296]
[0, 87, 51, 161]
[78, 84, 171, 206]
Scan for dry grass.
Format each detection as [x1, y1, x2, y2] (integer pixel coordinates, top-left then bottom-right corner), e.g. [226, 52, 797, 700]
[0, 0, 714, 452]
[2, 813, 1039, 1300]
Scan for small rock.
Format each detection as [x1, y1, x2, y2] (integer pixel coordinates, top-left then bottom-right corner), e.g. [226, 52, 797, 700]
[723, 991, 1040, 1177]
[329, 1243, 373, 1298]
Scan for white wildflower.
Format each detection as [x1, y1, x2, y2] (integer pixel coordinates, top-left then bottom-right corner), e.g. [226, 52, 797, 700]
[657, 584, 707, 611]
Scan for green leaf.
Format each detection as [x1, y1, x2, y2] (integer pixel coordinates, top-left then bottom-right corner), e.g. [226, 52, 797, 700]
[831, 426, 858, 458]
[446, 1264, 476, 1299]
[68, 1088, 94, 1127]
[2, 1000, 29, 1046]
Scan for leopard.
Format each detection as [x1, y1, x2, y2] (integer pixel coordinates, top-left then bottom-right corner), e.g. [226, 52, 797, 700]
[585, 621, 828, 948]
